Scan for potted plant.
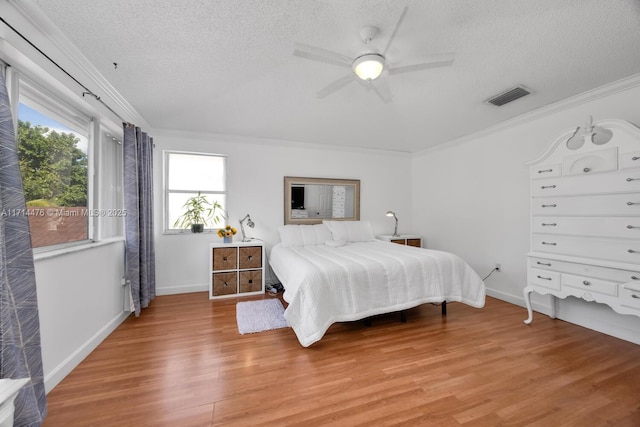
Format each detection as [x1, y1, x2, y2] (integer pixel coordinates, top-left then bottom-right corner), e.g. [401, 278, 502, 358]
[173, 192, 225, 233]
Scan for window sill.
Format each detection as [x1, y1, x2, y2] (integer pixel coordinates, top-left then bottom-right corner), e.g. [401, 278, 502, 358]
[33, 237, 125, 261]
[163, 230, 219, 236]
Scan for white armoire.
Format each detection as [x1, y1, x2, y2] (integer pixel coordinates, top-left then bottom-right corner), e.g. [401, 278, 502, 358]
[524, 118, 640, 324]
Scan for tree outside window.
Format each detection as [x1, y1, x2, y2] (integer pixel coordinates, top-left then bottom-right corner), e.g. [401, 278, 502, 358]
[17, 103, 89, 248]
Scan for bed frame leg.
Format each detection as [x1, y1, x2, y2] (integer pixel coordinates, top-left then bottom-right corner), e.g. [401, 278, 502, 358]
[400, 311, 406, 323]
[441, 301, 447, 316]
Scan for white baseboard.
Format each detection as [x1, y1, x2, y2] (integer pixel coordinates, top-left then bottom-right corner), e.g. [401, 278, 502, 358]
[155, 283, 207, 296]
[156, 276, 279, 296]
[44, 311, 130, 393]
[485, 287, 553, 315]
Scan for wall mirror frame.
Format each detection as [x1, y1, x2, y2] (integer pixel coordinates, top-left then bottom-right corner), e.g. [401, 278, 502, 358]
[284, 176, 360, 225]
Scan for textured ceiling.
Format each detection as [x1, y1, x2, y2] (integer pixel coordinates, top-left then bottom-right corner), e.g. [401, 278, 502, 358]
[32, 0, 640, 152]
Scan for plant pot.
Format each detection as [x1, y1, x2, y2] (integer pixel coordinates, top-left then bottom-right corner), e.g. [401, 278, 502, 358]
[191, 224, 204, 233]
[223, 236, 232, 243]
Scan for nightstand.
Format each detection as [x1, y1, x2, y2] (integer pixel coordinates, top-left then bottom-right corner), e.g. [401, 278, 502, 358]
[209, 241, 265, 299]
[377, 234, 422, 248]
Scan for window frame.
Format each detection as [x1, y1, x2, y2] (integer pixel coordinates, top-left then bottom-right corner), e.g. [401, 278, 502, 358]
[8, 70, 125, 255]
[18, 78, 93, 252]
[163, 150, 227, 234]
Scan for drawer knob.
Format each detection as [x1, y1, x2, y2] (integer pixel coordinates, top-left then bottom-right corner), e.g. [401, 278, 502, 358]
[223, 282, 229, 286]
[541, 185, 556, 189]
[628, 225, 640, 229]
[583, 280, 591, 286]
[631, 276, 639, 280]
[248, 279, 253, 284]
[538, 169, 553, 173]
[583, 167, 591, 173]
[541, 241, 557, 246]
[633, 156, 640, 161]
[248, 255, 253, 260]
[223, 257, 227, 261]
[627, 202, 640, 206]
[537, 275, 552, 281]
[632, 294, 640, 299]
[627, 178, 640, 182]
[537, 261, 551, 266]
[542, 223, 557, 227]
[629, 249, 639, 254]
[541, 204, 557, 208]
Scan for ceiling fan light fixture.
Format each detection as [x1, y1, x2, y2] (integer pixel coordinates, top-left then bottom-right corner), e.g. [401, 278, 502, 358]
[352, 54, 385, 81]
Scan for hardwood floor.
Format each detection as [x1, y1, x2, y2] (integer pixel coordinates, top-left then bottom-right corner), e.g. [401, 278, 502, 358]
[43, 293, 640, 426]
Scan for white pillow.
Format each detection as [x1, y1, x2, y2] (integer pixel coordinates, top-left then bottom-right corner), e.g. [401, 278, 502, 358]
[278, 224, 333, 247]
[323, 220, 375, 243]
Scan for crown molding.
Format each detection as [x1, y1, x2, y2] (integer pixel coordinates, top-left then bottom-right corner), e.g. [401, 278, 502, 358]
[153, 127, 412, 157]
[414, 72, 640, 157]
[6, 0, 150, 129]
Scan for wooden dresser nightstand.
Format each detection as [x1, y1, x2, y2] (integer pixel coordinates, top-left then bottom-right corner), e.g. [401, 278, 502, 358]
[377, 234, 422, 248]
[209, 241, 265, 299]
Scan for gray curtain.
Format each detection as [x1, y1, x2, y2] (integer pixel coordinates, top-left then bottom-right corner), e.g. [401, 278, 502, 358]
[123, 125, 155, 316]
[0, 68, 47, 424]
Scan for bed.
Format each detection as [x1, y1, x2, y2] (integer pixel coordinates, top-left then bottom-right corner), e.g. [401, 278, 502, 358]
[269, 222, 486, 347]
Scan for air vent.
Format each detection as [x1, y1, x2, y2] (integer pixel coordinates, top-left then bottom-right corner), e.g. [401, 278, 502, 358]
[486, 85, 531, 107]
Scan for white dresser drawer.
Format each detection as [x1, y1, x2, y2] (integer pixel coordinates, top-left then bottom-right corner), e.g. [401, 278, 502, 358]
[620, 151, 640, 170]
[532, 194, 640, 216]
[528, 267, 561, 290]
[532, 234, 640, 264]
[531, 170, 640, 197]
[620, 284, 640, 310]
[562, 273, 618, 297]
[532, 216, 640, 239]
[530, 164, 561, 180]
[528, 256, 640, 283]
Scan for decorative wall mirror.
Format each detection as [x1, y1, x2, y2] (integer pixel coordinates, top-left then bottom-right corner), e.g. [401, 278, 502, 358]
[284, 177, 360, 224]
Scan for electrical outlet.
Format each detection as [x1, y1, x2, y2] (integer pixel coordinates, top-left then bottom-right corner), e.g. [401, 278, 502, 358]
[495, 263, 502, 272]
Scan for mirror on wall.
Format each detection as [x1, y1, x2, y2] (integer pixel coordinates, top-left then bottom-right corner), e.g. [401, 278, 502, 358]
[284, 177, 360, 224]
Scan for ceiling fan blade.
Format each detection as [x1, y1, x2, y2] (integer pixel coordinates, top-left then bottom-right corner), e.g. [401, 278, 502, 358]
[316, 75, 354, 99]
[370, 79, 392, 103]
[293, 43, 352, 68]
[388, 54, 455, 75]
[382, 6, 408, 57]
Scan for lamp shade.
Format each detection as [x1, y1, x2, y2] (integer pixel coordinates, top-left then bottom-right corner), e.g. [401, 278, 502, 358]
[352, 54, 385, 81]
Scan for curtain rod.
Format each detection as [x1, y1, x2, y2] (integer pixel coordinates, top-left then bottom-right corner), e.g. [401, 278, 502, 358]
[0, 16, 132, 127]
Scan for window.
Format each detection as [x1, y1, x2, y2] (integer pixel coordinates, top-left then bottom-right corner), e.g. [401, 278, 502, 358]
[165, 151, 226, 232]
[18, 91, 91, 249]
[10, 75, 124, 251]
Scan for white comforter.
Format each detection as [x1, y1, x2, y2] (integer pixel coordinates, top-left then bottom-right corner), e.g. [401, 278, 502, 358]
[269, 240, 485, 347]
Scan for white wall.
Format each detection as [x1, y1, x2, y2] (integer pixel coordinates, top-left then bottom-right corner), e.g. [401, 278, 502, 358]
[411, 76, 640, 344]
[35, 242, 127, 392]
[153, 132, 412, 295]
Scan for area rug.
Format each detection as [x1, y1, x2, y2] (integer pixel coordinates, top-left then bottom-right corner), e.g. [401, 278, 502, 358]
[236, 299, 289, 334]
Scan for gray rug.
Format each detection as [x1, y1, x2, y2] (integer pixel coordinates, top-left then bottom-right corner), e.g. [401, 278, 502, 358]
[236, 298, 289, 334]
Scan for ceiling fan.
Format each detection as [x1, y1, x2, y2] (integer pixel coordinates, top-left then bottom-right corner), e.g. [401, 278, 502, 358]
[293, 6, 455, 103]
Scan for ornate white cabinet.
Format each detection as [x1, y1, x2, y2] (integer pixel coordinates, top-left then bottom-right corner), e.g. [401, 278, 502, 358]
[523, 119, 640, 324]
